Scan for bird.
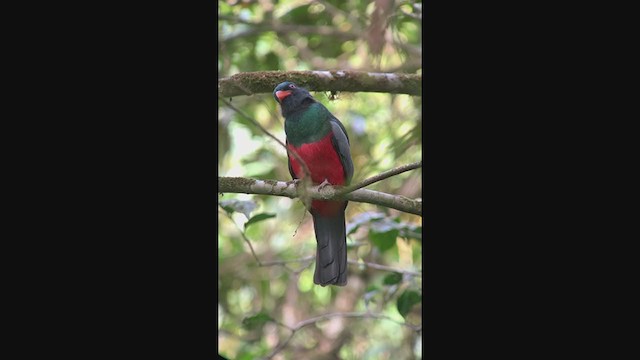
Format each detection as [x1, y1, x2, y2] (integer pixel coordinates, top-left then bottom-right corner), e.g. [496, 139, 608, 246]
[273, 81, 354, 286]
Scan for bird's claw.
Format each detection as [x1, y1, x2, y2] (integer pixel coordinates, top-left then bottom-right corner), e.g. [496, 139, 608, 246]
[317, 179, 331, 191]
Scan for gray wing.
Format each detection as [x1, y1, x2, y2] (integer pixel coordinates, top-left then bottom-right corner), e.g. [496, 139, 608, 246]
[286, 139, 297, 180]
[329, 117, 354, 185]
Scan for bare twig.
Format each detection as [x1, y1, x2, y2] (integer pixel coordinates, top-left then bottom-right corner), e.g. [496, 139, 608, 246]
[259, 255, 316, 267]
[260, 255, 316, 274]
[218, 177, 422, 216]
[249, 253, 421, 278]
[222, 23, 360, 43]
[263, 311, 421, 359]
[218, 209, 316, 272]
[219, 206, 262, 266]
[293, 312, 420, 331]
[338, 160, 422, 196]
[348, 259, 422, 277]
[219, 98, 311, 179]
[264, 332, 295, 360]
[219, 97, 314, 210]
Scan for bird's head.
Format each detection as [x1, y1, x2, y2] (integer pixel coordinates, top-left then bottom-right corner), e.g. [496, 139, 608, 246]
[273, 81, 315, 116]
[275, 81, 310, 102]
[273, 81, 298, 103]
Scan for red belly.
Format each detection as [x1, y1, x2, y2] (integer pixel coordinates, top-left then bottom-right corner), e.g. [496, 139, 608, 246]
[288, 133, 346, 216]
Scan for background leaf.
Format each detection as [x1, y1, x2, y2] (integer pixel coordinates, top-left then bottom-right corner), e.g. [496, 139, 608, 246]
[396, 290, 422, 318]
[244, 213, 276, 230]
[383, 272, 403, 285]
[241, 312, 272, 330]
[369, 217, 401, 252]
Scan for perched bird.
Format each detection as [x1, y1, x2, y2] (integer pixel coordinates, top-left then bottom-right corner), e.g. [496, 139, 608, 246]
[273, 81, 354, 286]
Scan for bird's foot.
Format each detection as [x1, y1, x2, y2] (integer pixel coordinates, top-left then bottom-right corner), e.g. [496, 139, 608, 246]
[317, 179, 332, 191]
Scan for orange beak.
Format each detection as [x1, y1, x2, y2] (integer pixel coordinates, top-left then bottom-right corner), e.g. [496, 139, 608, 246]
[275, 90, 292, 102]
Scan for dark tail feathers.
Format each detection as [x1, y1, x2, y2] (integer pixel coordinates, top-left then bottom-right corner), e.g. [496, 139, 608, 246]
[312, 211, 348, 286]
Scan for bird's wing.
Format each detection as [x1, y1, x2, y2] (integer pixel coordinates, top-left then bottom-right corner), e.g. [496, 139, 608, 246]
[329, 116, 354, 185]
[286, 139, 297, 180]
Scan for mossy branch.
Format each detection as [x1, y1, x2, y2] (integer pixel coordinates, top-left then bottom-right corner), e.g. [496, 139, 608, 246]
[218, 70, 422, 98]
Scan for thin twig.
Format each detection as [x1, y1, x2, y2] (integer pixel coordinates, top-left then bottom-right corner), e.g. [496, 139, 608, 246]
[219, 97, 314, 210]
[219, 98, 311, 181]
[338, 160, 422, 196]
[264, 332, 295, 360]
[217, 211, 316, 273]
[292, 311, 420, 331]
[221, 23, 359, 43]
[258, 255, 421, 277]
[261, 255, 316, 273]
[219, 206, 262, 266]
[348, 259, 422, 277]
[263, 311, 421, 359]
[259, 255, 316, 266]
[218, 209, 315, 272]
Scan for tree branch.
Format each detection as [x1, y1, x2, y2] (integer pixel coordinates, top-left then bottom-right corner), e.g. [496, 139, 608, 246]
[218, 177, 422, 216]
[337, 160, 422, 196]
[218, 70, 421, 98]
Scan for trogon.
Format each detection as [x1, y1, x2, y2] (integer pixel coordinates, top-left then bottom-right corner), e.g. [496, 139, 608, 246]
[273, 81, 354, 286]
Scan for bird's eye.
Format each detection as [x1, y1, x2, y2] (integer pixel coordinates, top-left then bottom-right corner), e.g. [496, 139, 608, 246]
[289, 84, 296, 88]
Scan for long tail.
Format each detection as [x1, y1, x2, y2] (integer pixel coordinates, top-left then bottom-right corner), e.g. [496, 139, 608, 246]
[311, 210, 348, 286]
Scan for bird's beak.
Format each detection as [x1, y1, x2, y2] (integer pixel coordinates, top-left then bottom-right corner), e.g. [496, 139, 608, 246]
[275, 90, 292, 102]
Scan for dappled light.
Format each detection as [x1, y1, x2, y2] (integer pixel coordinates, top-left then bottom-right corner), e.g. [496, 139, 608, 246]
[219, 0, 422, 358]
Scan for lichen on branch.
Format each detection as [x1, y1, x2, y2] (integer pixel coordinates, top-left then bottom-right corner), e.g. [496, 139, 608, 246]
[218, 70, 422, 98]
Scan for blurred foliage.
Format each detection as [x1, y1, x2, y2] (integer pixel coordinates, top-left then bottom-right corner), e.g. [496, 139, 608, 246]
[218, 0, 422, 358]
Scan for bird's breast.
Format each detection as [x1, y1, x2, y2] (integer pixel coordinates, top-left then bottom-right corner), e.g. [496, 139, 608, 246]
[287, 133, 345, 186]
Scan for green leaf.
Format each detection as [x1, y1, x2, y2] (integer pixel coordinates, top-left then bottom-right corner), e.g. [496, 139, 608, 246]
[365, 285, 380, 294]
[241, 312, 272, 330]
[383, 272, 403, 285]
[235, 353, 253, 360]
[244, 213, 276, 230]
[369, 228, 399, 252]
[219, 199, 257, 220]
[236, 348, 261, 360]
[396, 290, 422, 318]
